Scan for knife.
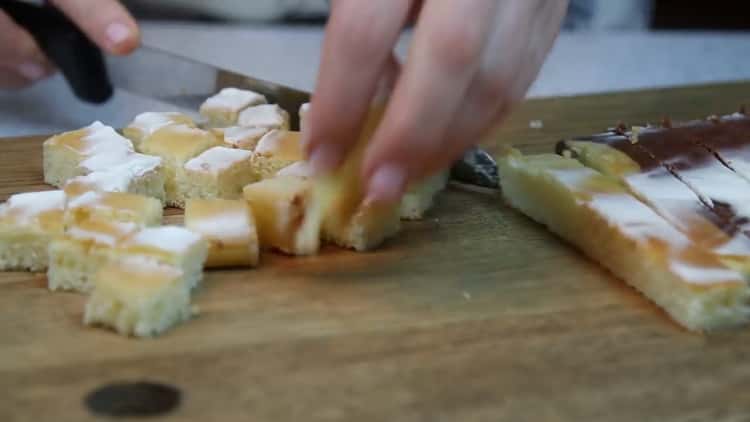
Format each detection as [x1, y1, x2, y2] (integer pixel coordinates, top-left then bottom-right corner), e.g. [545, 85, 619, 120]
[3, 0, 499, 189]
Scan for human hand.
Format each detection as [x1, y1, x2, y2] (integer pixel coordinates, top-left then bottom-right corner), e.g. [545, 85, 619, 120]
[0, 0, 139, 89]
[304, 0, 568, 203]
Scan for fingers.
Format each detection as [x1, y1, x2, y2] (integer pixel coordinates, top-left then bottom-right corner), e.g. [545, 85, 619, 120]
[439, 0, 569, 171]
[0, 10, 54, 89]
[362, 0, 499, 203]
[50, 0, 140, 55]
[303, 0, 413, 174]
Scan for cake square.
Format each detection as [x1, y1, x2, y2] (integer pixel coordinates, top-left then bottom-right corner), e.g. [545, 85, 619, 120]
[400, 171, 449, 220]
[179, 146, 257, 203]
[213, 126, 269, 150]
[123, 112, 196, 150]
[64, 190, 163, 228]
[323, 202, 401, 252]
[115, 226, 208, 290]
[0, 191, 66, 271]
[84, 256, 192, 338]
[272, 160, 400, 251]
[185, 199, 259, 268]
[242, 176, 319, 255]
[238, 104, 290, 130]
[63, 153, 166, 204]
[47, 218, 140, 293]
[252, 130, 304, 179]
[43, 121, 134, 188]
[200, 88, 267, 127]
[138, 124, 219, 207]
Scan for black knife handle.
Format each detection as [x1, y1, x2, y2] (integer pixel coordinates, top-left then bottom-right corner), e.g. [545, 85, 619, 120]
[1, 0, 113, 103]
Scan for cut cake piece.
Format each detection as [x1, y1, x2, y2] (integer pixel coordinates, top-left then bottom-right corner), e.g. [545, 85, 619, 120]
[302, 106, 401, 252]
[498, 148, 750, 331]
[139, 124, 218, 207]
[252, 130, 304, 179]
[179, 146, 257, 202]
[213, 126, 269, 150]
[0, 191, 65, 271]
[238, 104, 290, 130]
[64, 190, 163, 228]
[242, 176, 317, 255]
[114, 226, 208, 290]
[43, 121, 134, 188]
[400, 171, 449, 220]
[48, 218, 140, 293]
[122, 111, 196, 150]
[185, 199, 259, 268]
[84, 256, 192, 338]
[200, 88, 267, 127]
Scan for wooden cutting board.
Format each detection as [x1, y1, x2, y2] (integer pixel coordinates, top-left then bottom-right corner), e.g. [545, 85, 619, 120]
[2, 82, 750, 421]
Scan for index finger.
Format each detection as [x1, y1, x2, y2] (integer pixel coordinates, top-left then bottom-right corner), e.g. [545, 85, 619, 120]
[303, 0, 413, 174]
[50, 0, 140, 55]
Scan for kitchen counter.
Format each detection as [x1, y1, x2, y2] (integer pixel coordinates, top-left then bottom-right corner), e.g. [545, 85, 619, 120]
[1, 22, 749, 136]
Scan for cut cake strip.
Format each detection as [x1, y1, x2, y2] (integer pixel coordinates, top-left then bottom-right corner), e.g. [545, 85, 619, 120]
[498, 148, 750, 331]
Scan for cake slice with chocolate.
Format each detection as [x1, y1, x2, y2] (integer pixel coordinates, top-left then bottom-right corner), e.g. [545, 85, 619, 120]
[498, 148, 750, 331]
[558, 132, 750, 274]
[627, 120, 750, 222]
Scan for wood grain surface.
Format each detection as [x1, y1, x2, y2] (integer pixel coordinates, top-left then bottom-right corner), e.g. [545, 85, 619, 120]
[2, 81, 750, 421]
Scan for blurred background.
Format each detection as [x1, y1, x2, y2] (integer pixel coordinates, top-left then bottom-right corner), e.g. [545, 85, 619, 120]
[2, 0, 750, 135]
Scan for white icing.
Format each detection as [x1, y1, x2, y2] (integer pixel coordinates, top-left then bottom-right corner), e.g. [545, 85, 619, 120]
[130, 112, 187, 137]
[184, 146, 252, 174]
[238, 104, 289, 129]
[68, 221, 138, 246]
[549, 168, 690, 247]
[67, 170, 133, 193]
[115, 255, 184, 279]
[276, 161, 312, 178]
[79, 149, 134, 173]
[201, 88, 267, 113]
[4, 191, 65, 222]
[125, 226, 203, 254]
[79, 122, 134, 156]
[675, 164, 750, 216]
[669, 260, 743, 285]
[222, 126, 268, 147]
[189, 209, 252, 242]
[66, 190, 102, 209]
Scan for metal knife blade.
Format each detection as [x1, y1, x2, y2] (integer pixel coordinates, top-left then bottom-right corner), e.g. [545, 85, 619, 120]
[107, 46, 499, 189]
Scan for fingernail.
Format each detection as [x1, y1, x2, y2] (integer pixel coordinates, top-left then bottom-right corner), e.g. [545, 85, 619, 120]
[365, 164, 407, 205]
[106, 22, 132, 46]
[308, 144, 342, 176]
[17, 62, 45, 81]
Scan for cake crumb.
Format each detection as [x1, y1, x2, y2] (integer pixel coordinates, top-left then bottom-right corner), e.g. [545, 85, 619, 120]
[462, 291, 472, 301]
[529, 120, 544, 129]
